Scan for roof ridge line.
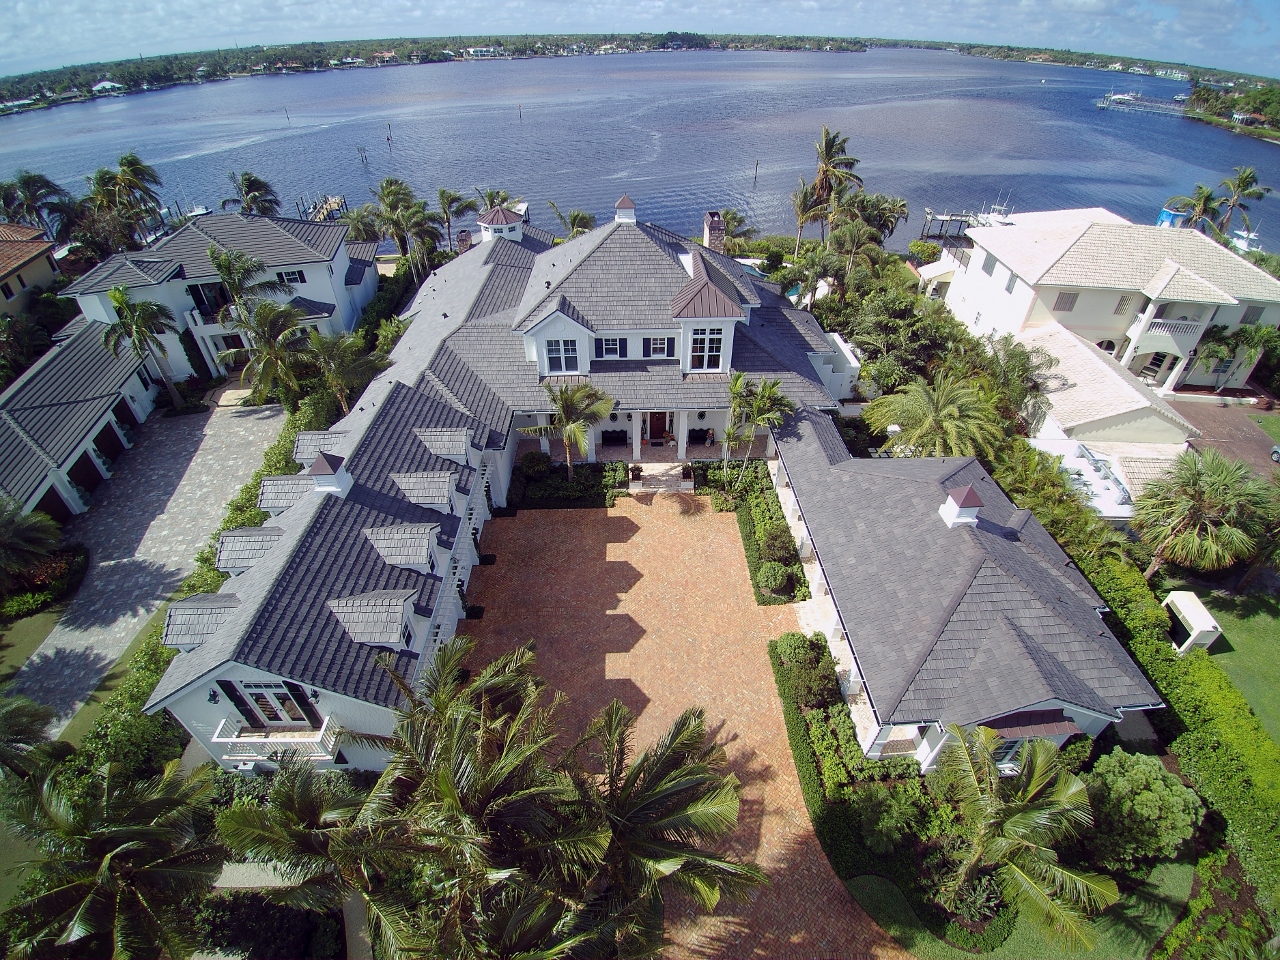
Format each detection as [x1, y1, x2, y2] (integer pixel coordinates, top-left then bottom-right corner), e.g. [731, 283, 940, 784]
[1028, 218, 1097, 284]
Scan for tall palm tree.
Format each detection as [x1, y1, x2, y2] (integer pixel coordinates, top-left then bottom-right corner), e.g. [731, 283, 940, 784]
[864, 375, 1004, 459]
[719, 208, 758, 255]
[206, 244, 294, 322]
[790, 177, 822, 258]
[940, 725, 1118, 948]
[338, 203, 381, 242]
[0, 498, 60, 595]
[0, 760, 223, 960]
[830, 218, 884, 280]
[788, 246, 842, 309]
[853, 192, 910, 239]
[518, 383, 614, 481]
[305, 330, 389, 415]
[813, 125, 862, 209]
[0, 692, 55, 777]
[437, 187, 480, 251]
[569, 700, 765, 955]
[1167, 184, 1225, 233]
[114, 152, 163, 214]
[103, 285, 184, 408]
[222, 170, 281, 216]
[1132, 448, 1272, 580]
[548, 200, 596, 239]
[736, 377, 794, 484]
[1217, 166, 1271, 233]
[217, 300, 308, 408]
[974, 332, 1058, 433]
[474, 187, 516, 211]
[0, 170, 69, 235]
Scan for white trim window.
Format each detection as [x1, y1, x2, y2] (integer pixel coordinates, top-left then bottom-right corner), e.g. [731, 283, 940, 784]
[603, 337, 620, 357]
[546, 339, 578, 373]
[1053, 291, 1079, 312]
[690, 327, 723, 370]
[276, 270, 307, 284]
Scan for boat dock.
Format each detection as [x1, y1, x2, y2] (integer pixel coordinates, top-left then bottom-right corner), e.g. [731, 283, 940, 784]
[1095, 92, 1185, 117]
[297, 194, 348, 221]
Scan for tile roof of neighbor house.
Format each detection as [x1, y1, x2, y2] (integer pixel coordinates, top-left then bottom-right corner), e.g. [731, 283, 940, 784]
[146, 379, 484, 712]
[774, 406, 1162, 729]
[0, 225, 53, 276]
[65, 213, 351, 296]
[966, 208, 1280, 305]
[0, 224, 46, 242]
[0, 318, 143, 503]
[1022, 320, 1198, 436]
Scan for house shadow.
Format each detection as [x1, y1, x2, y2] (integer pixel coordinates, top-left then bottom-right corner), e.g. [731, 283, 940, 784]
[10, 645, 118, 720]
[56, 558, 185, 630]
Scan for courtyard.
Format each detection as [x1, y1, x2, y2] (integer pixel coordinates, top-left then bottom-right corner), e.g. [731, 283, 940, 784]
[463, 495, 910, 960]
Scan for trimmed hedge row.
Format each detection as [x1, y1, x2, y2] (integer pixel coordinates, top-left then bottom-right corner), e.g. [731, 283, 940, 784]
[1077, 555, 1280, 922]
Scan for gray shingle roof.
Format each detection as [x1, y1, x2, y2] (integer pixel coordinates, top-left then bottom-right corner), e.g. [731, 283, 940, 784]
[163, 593, 241, 648]
[327, 589, 417, 646]
[292, 431, 347, 465]
[364, 523, 439, 568]
[0, 319, 143, 503]
[391, 471, 459, 506]
[775, 406, 1161, 728]
[413, 427, 470, 458]
[289, 296, 336, 319]
[257, 474, 312, 514]
[216, 526, 286, 572]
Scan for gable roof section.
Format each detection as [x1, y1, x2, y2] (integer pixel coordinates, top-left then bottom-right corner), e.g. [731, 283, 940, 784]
[774, 406, 1160, 728]
[257, 474, 313, 513]
[327, 589, 417, 646]
[671, 252, 745, 319]
[63, 255, 183, 296]
[163, 594, 241, 648]
[216, 526, 286, 572]
[0, 232, 54, 277]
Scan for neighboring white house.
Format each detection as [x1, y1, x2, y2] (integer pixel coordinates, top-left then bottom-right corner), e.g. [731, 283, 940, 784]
[64, 213, 380, 381]
[924, 207, 1280, 394]
[91, 80, 125, 94]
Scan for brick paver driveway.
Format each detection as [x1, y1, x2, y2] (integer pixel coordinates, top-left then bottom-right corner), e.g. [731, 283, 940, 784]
[1172, 400, 1280, 476]
[14, 399, 286, 730]
[464, 495, 909, 960]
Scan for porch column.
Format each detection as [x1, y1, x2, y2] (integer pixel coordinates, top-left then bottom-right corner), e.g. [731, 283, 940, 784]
[1121, 300, 1159, 367]
[587, 424, 597, 464]
[632, 413, 643, 461]
[1164, 353, 1193, 391]
[537, 415, 550, 455]
[676, 411, 688, 460]
[765, 431, 776, 458]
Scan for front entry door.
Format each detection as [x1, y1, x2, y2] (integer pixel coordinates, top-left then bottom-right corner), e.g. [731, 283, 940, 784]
[649, 412, 667, 444]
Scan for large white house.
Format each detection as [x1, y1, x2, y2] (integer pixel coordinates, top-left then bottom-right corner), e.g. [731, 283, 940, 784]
[65, 213, 380, 381]
[922, 207, 1280, 394]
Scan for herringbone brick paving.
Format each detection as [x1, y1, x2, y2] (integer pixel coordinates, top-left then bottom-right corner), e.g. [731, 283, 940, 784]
[463, 494, 912, 960]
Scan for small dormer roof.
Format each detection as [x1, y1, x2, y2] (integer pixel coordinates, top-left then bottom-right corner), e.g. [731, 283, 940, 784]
[477, 206, 524, 226]
[327, 589, 417, 647]
[671, 252, 745, 319]
[292, 431, 346, 465]
[614, 194, 636, 210]
[163, 593, 241, 648]
[309, 451, 345, 476]
[391, 471, 457, 506]
[363, 522, 439, 568]
[216, 526, 285, 572]
[414, 427, 471, 458]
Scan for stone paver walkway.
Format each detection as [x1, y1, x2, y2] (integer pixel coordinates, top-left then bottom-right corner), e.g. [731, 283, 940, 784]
[14, 401, 286, 730]
[463, 494, 910, 960]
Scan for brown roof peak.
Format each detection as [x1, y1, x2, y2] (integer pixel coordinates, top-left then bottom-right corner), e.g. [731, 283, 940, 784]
[477, 206, 523, 226]
[946, 484, 983, 508]
[614, 194, 636, 210]
[309, 451, 345, 475]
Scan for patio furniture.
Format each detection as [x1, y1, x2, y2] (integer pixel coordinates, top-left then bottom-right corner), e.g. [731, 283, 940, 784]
[600, 429, 628, 447]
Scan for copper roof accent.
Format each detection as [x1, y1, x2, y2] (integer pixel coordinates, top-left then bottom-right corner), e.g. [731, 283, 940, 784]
[477, 206, 524, 226]
[614, 194, 636, 210]
[309, 451, 345, 476]
[670, 252, 745, 319]
[947, 484, 983, 508]
[981, 709, 1083, 739]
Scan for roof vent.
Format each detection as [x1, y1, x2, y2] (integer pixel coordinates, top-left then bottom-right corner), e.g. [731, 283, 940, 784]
[310, 451, 352, 497]
[614, 194, 636, 223]
[1005, 508, 1033, 540]
[939, 485, 982, 529]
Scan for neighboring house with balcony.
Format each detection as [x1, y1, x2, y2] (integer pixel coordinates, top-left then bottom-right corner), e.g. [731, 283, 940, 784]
[771, 406, 1163, 773]
[0, 319, 158, 520]
[923, 207, 1280, 394]
[64, 213, 379, 379]
[0, 223, 59, 315]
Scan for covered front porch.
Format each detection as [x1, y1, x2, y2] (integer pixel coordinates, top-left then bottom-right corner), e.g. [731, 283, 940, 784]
[514, 408, 770, 464]
[515, 435, 769, 465]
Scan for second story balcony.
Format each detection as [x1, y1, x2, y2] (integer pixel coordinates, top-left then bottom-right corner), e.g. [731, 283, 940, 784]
[1126, 315, 1208, 358]
[210, 714, 339, 762]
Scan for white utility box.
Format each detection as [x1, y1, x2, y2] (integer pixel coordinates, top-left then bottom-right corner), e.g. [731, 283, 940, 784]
[1162, 591, 1222, 656]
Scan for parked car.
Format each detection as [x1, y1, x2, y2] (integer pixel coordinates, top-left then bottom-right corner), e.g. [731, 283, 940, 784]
[1272, 444, 1280, 463]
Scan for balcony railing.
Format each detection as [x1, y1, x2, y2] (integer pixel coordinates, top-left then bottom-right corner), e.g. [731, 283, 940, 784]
[211, 715, 338, 761]
[1147, 319, 1205, 338]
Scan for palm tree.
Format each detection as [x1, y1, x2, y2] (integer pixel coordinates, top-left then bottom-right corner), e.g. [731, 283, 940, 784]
[0, 760, 223, 960]
[437, 187, 480, 251]
[474, 187, 516, 211]
[853, 193, 910, 239]
[305, 330, 389, 415]
[569, 700, 765, 955]
[206, 244, 294, 322]
[830, 218, 884, 280]
[974, 332, 1058, 433]
[1237, 472, 1280, 593]
[217, 300, 308, 408]
[787, 245, 842, 309]
[0, 498, 59, 595]
[222, 170, 281, 216]
[1132, 448, 1272, 580]
[114, 152, 163, 214]
[736, 377, 794, 484]
[518, 383, 614, 481]
[0, 692, 55, 777]
[939, 725, 1118, 948]
[0, 170, 69, 235]
[548, 200, 597, 239]
[719, 208, 758, 255]
[864, 375, 1004, 459]
[1217, 166, 1271, 233]
[813, 125, 862, 209]
[103, 286, 184, 408]
[790, 177, 822, 258]
[338, 203, 381, 242]
[1167, 184, 1225, 233]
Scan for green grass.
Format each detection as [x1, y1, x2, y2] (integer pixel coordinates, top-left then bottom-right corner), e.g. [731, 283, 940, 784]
[1202, 591, 1280, 745]
[0, 604, 67, 685]
[849, 859, 1194, 960]
[1250, 413, 1280, 445]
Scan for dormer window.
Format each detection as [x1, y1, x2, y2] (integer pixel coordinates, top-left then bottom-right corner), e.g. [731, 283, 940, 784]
[547, 339, 578, 372]
[401, 620, 414, 648]
[690, 328, 723, 370]
[603, 337, 619, 357]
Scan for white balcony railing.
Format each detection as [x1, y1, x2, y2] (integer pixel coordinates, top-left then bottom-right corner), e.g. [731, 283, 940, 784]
[1147, 319, 1205, 338]
[211, 715, 338, 761]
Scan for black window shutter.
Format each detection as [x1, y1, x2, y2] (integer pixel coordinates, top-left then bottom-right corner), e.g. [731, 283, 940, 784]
[218, 680, 265, 729]
[296, 270, 306, 283]
[642, 338, 651, 358]
[619, 338, 628, 358]
[283, 681, 323, 729]
[595, 338, 604, 359]
[667, 337, 676, 357]
[275, 272, 286, 283]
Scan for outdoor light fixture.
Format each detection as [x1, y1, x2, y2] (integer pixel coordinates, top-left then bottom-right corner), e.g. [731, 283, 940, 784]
[208, 689, 220, 704]
[309, 689, 321, 703]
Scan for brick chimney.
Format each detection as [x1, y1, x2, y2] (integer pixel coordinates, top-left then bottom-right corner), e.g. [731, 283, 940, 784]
[703, 211, 725, 254]
[939, 485, 981, 528]
[456, 229, 472, 254]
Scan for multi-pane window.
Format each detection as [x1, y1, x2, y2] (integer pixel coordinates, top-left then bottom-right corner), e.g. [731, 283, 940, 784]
[1212, 358, 1233, 374]
[547, 339, 578, 372]
[982, 252, 997, 276]
[1241, 305, 1264, 325]
[1053, 291, 1079, 312]
[649, 338, 668, 358]
[560, 339, 578, 371]
[1004, 272, 1017, 294]
[690, 327, 723, 370]
[1114, 295, 1134, 315]
[401, 620, 414, 648]
[992, 738, 1022, 765]
[276, 270, 306, 284]
[241, 682, 307, 723]
[0, 282, 12, 301]
[603, 337, 620, 357]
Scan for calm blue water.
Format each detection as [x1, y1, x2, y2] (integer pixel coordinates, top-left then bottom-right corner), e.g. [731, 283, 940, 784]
[3, 49, 1279, 251]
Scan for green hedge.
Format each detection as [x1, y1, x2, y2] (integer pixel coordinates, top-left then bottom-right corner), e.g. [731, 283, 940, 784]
[355, 261, 417, 350]
[0, 545, 89, 619]
[1076, 555, 1280, 922]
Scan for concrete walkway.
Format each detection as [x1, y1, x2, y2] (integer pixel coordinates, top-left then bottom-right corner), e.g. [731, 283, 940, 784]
[13, 400, 286, 730]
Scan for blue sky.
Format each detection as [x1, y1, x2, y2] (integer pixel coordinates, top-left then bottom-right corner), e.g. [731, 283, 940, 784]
[4, 0, 1277, 78]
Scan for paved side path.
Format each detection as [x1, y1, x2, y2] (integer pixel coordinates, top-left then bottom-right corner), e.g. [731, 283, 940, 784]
[14, 400, 286, 730]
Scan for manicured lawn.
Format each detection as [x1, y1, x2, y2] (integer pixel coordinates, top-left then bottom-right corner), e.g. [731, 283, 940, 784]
[1202, 591, 1280, 745]
[1250, 413, 1280, 445]
[0, 605, 68, 685]
[850, 859, 1194, 960]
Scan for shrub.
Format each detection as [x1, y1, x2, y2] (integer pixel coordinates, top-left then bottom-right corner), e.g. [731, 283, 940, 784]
[195, 891, 343, 959]
[908, 240, 942, 264]
[179, 327, 215, 381]
[850, 780, 926, 854]
[1086, 747, 1203, 871]
[758, 522, 799, 565]
[0, 545, 89, 619]
[774, 631, 840, 709]
[520, 449, 553, 479]
[1058, 734, 1094, 774]
[953, 871, 1003, 924]
[376, 315, 407, 354]
[356, 261, 417, 350]
[755, 560, 789, 594]
[944, 904, 1017, 952]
